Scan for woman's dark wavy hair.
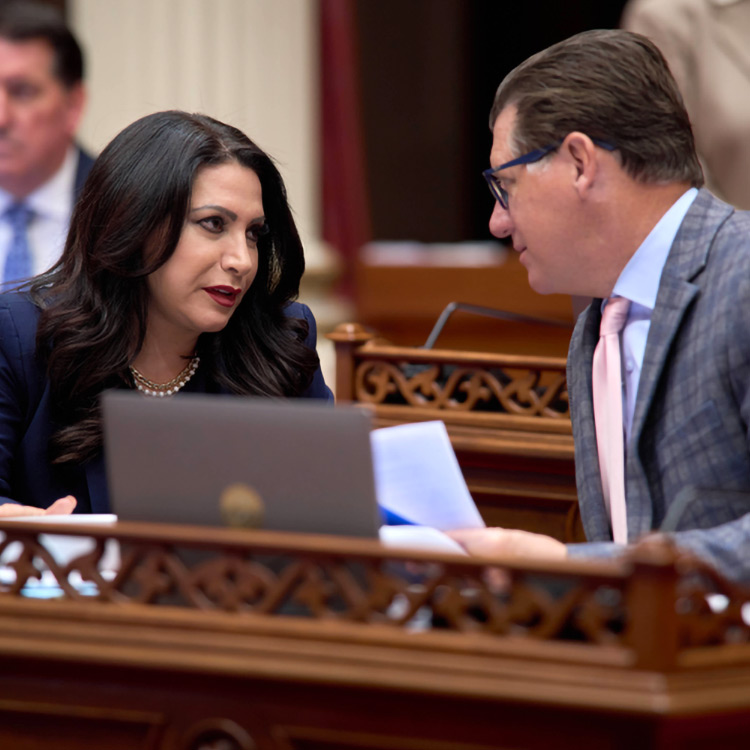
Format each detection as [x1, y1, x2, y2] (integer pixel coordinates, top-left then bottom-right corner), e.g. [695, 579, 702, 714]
[30, 110, 319, 464]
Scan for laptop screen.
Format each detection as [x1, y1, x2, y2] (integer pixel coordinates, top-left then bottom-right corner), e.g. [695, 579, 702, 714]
[102, 391, 380, 538]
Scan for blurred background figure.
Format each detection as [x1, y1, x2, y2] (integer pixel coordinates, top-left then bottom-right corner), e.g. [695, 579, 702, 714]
[622, 0, 750, 209]
[0, 0, 90, 286]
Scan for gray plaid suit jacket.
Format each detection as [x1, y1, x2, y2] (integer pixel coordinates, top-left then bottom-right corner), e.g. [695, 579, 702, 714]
[566, 189, 750, 581]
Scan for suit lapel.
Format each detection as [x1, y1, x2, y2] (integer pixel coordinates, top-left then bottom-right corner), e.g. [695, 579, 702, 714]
[576, 280, 701, 540]
[627, 190, 733, 536]
[629, 278, 699, 454]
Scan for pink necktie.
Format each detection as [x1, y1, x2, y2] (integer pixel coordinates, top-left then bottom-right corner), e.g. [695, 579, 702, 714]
[592, 296, 631, 544]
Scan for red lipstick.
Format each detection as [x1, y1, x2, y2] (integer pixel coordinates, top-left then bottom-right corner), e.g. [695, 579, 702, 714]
[204, 285, 241, 308]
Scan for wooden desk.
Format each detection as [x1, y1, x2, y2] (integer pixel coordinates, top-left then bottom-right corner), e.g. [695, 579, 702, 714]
[355, 248, 576, 357]
[329, 325, 582, 542]
[0, 520, 749, 749]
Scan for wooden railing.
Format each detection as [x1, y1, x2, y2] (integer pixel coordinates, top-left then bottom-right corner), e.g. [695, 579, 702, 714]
[328, 324, 582, 541]
[0, 520, 749, 749]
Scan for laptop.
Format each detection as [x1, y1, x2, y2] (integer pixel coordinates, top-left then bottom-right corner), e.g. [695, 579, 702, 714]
[101, 391, 381, 537]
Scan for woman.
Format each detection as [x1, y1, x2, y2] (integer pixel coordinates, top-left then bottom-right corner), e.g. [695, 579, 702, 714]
[0, 110, 332, 516]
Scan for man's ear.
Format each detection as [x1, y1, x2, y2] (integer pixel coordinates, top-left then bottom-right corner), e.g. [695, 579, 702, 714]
[561, 132, 599, 197]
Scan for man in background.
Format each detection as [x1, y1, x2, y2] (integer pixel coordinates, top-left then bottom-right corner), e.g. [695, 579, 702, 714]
[622, 0, 750, 209]
[452, 29, 750, 583]
[0, 0, 92, 286]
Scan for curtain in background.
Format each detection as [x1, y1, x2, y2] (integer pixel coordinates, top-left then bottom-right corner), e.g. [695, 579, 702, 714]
[320, 0, 371, 298]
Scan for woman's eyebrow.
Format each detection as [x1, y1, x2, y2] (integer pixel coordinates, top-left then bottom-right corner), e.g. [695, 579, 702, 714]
[190, 204, 238, 221]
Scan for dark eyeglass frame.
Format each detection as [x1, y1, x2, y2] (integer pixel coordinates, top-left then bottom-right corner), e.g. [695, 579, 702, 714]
[483, 138, 616, 210]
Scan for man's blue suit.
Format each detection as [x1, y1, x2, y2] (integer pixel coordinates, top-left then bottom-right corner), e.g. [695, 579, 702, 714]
[0, 294, 333, 514]
[73, 145, 95, 199]
[567, 189, 750, 581]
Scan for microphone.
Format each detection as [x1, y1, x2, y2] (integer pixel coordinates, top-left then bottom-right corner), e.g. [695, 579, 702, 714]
[422, 301, 573, 349]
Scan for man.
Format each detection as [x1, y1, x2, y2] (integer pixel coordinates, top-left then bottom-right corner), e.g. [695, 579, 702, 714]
[451, 29, 750, 583]
[0, 0, 92, 286]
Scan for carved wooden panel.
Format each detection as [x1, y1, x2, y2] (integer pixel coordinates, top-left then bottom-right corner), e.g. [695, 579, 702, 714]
[354, 360, 569, 419]
[673, 555, 750, 650]
[2, 523, 750, 749]
[3, 522, 749, 655]
[0, 523, 627, 646]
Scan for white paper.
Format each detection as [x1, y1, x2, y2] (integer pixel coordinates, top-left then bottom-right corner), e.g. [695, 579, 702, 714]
[0, 513, 117, 526]
[371, 421, 485, 530]
[379, 525, 468, 555]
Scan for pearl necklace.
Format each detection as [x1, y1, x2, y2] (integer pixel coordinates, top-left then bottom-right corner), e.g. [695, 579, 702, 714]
[129, 356, 200, 397]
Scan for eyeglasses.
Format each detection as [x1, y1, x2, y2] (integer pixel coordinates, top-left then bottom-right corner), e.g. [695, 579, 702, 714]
[483, 138, 616, 210]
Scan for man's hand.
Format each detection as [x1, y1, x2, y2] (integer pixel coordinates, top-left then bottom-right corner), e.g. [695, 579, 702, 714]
[0, 495, 77, 518]
[447, 527, 568, 561]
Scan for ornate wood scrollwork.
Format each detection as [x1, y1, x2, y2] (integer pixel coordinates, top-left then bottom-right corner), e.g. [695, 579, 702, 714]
[3, 523, 750, 667]
[354, 361, 569, 418]
[674, 556, 750, 647]
[0, 525, 627, 645]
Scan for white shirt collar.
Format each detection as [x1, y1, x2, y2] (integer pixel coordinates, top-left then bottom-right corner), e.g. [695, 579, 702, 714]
[613, 187, 698, 310]
[0, 145, 78, 220]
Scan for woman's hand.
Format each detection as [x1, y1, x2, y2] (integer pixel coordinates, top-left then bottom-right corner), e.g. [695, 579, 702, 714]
[0, 495, 77, 517]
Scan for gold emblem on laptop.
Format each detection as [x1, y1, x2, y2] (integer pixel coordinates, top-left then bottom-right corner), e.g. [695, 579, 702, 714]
[219, 483, 265, 529]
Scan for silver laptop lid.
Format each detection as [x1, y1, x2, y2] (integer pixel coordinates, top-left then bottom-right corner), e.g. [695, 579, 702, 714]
[102, 391, 380, 537]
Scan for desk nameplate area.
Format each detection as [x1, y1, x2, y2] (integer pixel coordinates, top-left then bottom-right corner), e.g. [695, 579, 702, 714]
[1, 520, 750, 750]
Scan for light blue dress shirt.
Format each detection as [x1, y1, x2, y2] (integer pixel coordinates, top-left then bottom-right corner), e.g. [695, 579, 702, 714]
[0, 146, 79, 281]
[607, 187, 698, 447]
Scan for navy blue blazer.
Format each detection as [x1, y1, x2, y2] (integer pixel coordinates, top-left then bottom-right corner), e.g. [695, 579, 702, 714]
[0, 294, 333, 513]
[74, 146, 95, 199]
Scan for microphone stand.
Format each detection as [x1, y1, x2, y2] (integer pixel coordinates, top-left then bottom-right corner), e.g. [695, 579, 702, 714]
[422, 301, 573, 349]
